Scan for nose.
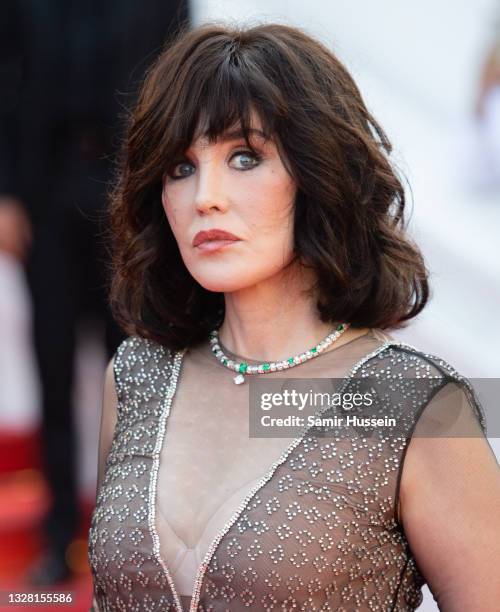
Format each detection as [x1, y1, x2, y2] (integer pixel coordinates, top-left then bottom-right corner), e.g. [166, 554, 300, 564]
[194, 161, 229, 215]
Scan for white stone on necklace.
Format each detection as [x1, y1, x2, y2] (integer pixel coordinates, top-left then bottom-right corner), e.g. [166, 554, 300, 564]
[209, 323, 350, 384]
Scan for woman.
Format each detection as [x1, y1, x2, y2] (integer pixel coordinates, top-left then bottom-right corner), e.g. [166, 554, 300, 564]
[88, 23, 499, 611]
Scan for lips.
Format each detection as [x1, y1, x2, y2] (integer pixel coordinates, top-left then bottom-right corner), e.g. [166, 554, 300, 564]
[192, 229, 241, 247]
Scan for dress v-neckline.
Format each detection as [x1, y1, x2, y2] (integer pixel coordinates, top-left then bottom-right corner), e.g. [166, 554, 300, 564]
[150, 338, 408, 612]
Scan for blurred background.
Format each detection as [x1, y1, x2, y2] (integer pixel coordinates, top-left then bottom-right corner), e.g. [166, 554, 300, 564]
[0, 1, 499, 610]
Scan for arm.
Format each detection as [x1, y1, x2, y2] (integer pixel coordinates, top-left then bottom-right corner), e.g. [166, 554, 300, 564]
[398, 383, 500, 610]
[90, 359, 119, 611]
[96, 358, 119, 495]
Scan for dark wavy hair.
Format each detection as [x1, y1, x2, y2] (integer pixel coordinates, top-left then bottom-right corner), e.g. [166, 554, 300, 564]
[108, 22, 429, 351]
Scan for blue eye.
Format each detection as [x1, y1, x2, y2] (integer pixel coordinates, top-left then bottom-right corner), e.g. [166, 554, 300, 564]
[231, 151, 262, 170]
[167, 149, 262, 181]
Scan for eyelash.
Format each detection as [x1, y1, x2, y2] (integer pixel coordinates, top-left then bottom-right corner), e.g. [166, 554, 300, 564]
[167, 149, 262, 180]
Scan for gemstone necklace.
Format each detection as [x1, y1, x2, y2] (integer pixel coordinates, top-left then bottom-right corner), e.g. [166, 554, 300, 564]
[209, 323, 350, 384]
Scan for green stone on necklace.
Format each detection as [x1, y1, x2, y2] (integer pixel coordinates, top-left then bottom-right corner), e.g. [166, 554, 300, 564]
[209, 323, 350, 384]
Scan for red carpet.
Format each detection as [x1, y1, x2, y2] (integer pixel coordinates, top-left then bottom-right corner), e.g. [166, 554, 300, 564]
[0, 434, 95, 612]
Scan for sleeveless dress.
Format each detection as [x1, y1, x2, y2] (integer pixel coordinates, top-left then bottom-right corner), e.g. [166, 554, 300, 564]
[87, 329, 487, 611]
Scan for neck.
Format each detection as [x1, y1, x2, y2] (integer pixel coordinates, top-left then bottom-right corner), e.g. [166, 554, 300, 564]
[216, 262, 359, 362]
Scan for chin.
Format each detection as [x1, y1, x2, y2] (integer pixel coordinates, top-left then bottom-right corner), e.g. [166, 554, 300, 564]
[188, 265, 264, 294]
[193, 275, 252, 293]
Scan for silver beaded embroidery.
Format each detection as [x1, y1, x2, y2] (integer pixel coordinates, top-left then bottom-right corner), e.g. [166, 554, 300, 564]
[88, 337, 486, 611]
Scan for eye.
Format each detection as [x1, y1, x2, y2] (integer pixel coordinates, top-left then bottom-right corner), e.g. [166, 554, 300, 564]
[168, 160, 195, 180]
[167, 149, 262, 181]
[230, 150, 262, 170]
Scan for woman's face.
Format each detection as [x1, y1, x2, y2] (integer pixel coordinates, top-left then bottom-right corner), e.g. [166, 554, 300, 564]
[161, 114, 297, 293]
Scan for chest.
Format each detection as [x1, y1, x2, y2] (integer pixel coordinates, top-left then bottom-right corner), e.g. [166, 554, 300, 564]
[88, 342, 426, 610]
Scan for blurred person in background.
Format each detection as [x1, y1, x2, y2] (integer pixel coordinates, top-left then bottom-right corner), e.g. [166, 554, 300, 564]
[0, 0, 189, 586]
[468, 0, 500, 190]
[475, 0, 500, 118]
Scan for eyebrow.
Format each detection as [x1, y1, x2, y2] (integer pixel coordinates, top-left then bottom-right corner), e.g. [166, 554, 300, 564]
[195, 127, 270, 142]
[215, 127, 269, 143]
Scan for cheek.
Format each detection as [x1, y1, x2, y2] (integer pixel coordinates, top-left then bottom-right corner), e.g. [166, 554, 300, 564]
[246, 172, 295, 234]
[161, 182, 170, 215]
[265, 176, 296, 258]
[162, 185, 184, 233]
[163, 200, 175, 229]
[242, 195, 295, 272]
